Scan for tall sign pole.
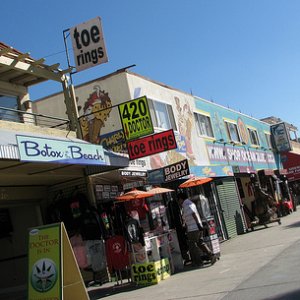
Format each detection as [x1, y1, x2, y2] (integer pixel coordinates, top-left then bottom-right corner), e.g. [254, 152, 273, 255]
[62, 17, 109, 140]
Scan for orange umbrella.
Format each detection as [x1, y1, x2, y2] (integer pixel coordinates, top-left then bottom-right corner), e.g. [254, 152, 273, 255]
[147, 186, 174, 194]
[179, 176, 213, 188]
[115, 188, 154, 201]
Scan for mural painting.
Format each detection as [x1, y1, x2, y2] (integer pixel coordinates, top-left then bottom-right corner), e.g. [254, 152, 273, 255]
[79, 85, 112, 144]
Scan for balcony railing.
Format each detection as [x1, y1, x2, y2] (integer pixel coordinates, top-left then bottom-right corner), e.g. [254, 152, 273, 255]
[0, 106, 70, 130]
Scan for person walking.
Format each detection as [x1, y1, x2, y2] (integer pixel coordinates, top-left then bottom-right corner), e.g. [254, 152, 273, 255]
[178, 191, 216, 267]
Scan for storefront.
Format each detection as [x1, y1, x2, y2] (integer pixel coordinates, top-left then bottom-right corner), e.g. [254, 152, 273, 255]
[77, 171, 183, 286]
[145, 162, 245, 266]
[0, 129, 129, 298]
[281, 151, 300, 207]
[232, 166, 257, 231]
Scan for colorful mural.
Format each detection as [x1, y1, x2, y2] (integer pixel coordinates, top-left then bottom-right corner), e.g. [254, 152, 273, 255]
[174, 96, 195, 162]
[194, 97, 281, 170]
[79, 85, 112, 144]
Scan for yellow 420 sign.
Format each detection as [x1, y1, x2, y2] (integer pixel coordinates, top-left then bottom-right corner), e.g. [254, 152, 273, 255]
[118, 96, 154, 141]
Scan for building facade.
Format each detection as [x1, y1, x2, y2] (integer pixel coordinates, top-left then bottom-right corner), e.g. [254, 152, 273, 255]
[0, 43, 128, 298]
[34, 70, 286, 241]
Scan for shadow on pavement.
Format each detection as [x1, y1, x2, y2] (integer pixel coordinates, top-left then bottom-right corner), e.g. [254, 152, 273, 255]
[88, 262, 218, 299]
[266, 288, 300, 300]
[282, 220, 300, 229]
[88, 282, 148, 299]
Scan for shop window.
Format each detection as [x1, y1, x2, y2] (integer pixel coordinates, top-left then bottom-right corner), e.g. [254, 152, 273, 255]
[224, 121, 241, 143]
[194, 113, 214, 138]
[248, 128, 260, 146]
[148, 99, 177, 131]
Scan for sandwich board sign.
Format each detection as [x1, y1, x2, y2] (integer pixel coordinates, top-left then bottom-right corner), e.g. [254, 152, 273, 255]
[28, 223, 89, 300]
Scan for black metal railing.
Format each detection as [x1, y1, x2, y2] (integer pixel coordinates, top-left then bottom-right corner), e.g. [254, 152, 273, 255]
[0, 106, 70, 130]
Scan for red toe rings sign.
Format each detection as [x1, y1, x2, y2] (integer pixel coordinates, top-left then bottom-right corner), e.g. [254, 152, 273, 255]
[127, 129, 177, 160]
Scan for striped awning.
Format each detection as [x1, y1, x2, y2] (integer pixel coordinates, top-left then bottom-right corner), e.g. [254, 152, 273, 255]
[0, 144, 19, 159]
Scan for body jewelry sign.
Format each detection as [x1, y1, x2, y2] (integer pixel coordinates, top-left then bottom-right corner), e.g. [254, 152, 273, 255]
[164, 159, 189, 182]
[17, 135, 106, 165]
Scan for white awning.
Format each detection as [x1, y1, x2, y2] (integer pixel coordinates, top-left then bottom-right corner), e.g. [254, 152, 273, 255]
[0, 128, 129, 186]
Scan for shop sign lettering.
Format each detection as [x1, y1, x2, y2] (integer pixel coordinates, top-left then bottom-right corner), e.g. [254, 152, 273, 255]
[17, 135, 106, 165]
[126, 129, 177, 160]
[70, 17, 108, 72]
[120, 170, 147, 177]
[28, 224, 61, 299]
[118, 96, 154, 141]
[131, 259, 170, 285]
[206, 144, 275, 166]
[164, 159, 190, 182]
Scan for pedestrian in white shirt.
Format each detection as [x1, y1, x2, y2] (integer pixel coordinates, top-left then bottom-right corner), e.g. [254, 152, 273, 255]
[178, 192, 216, 266]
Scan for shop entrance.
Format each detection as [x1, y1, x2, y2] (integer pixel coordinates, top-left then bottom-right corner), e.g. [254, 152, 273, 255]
[0, 201, 43, 297]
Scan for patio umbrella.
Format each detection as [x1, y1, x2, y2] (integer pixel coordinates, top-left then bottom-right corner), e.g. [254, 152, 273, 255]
[115, 188, 154, 201]
[147, 186, 174, 195]
[179, 176, 213, 188]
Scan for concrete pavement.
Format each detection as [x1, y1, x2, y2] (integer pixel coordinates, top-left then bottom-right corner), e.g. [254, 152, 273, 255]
[88, 209, 300, 300]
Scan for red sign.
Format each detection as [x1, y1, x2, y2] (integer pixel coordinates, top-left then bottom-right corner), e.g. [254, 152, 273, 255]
[282, 152, 300, 181]
[127, 129, 177, 160]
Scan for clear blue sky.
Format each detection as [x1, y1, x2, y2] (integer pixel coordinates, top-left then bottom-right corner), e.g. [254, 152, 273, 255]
[2, 0, 300, 130]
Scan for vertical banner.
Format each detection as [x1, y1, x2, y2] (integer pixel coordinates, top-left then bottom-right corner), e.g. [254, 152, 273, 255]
[28, 223, 89, 300]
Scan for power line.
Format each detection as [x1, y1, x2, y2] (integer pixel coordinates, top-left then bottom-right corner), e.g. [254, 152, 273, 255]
[42, 47, 73, 59]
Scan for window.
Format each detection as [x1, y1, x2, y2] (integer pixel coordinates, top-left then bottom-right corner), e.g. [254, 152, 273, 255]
[248, 128, 260, 146]
[194, 113, 214, 138]
[224, 121, 241, 142]
[265, 133, 272, 149]
[289, 129, 298, 142]
[0, 95, 19, 122]
[148, 99, 177, 131]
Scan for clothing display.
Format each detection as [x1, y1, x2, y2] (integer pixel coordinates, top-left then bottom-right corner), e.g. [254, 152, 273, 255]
[124, 217, 145, 245]
[80, 208, 104, 240]
[85, 240, 106, 272]
[125, 198, 149, 220]
[70, 233, 90, 269]
[105, 235, 130, 273]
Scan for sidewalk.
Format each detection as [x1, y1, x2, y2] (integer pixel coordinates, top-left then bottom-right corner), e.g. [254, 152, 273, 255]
[88, 209, 300, 300]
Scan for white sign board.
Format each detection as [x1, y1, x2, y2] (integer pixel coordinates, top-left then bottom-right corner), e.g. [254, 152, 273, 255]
[270, 122, 292, 152]
[70, 17, 108, 72]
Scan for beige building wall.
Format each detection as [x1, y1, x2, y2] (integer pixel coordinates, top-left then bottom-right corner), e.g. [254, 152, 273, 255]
[33, 71, 211, 170]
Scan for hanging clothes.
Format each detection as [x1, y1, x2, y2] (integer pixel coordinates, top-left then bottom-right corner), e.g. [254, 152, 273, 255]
[124, 217, 145, 246]
[105, 235, 130, 273]
[125, 198, 149, 220]
[85, 240, 106, 272]
[70, 233, 90, 269]
[80, 207, 104, 240]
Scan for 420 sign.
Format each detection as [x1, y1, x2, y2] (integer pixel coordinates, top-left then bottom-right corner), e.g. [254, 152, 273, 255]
[118, 96, 154, 141]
